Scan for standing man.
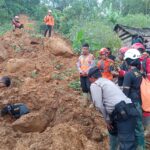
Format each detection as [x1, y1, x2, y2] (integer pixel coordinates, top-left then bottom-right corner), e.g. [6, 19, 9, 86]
[77, 43, 95, 105]
[88, 66, 138, 150]
[44, 10, 54, 37]
[123, 49, 145, 150]
[97, 48, 116, 81]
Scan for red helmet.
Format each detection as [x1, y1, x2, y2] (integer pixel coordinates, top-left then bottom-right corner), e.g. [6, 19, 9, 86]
[99, 48, 109, 55]
[119, 47, 129, 55]
[131, 43, 145, 52]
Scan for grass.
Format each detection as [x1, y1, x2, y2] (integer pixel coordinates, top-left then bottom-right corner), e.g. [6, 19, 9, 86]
[62, 67, 77, 77]
[51, 73, 65, 80]
[0, 23, 12, 35]
[68, 79, 81, 91]
[31, 70, 38, 78]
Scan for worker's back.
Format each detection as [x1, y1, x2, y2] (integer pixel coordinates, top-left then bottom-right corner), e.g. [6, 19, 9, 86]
[97, 58, 114, 80]
[92, 78, 131, 114]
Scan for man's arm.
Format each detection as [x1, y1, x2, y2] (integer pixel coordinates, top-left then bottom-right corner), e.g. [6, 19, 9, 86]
[76, 58, 82, 74]
[90, 83, 110, 123]
[123, 72, 132, 97]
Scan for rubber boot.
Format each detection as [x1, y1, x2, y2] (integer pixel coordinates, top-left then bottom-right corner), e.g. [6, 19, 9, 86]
[80, 93, 88, 107]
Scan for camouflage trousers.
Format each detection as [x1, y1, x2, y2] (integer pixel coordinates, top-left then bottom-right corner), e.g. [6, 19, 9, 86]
[134, 102, 145, 150]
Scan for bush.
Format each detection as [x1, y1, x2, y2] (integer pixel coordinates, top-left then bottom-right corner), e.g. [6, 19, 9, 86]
[68, 79, 81, 91]
[69, 21, 121, 53]
[0, 23, 11, 35]
[117, 14, 150, 28]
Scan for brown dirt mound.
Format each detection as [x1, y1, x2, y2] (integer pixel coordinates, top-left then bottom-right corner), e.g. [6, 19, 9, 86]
[0, 16, 109, 150]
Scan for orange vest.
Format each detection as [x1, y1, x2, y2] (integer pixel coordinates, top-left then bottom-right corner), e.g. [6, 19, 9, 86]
[141, 78, 150, 112]
[97, 58, 114, 80]
[44, 15, 54, 26]
[79, 54, 94, 73]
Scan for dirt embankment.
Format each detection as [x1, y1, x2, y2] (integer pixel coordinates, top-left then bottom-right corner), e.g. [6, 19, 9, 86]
[0, 16, 108, 150]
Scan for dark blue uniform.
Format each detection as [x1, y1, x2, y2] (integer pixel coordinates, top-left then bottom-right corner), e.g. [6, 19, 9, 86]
[118, 61, 129, 86]
[123, 68, 145, 149]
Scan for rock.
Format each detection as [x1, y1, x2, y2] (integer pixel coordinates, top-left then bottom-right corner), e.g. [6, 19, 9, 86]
[6, 58, 27, 73]
[44, 38, 73, 58]
[0, 43, 8, 61]
[12, 112, 49, 133]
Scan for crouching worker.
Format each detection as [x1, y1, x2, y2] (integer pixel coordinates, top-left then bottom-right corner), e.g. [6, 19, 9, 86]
[1, 103, 29, 119]
[88, 66, 139, 150]
[12, 16, 24, 31]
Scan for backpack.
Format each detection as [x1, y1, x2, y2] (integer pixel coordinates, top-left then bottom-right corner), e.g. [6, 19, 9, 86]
[1, 103, 29, 119]
[141, 78, 150, 112]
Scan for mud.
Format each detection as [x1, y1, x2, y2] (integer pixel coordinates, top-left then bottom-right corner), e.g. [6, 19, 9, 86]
[0, 15, 108, 150]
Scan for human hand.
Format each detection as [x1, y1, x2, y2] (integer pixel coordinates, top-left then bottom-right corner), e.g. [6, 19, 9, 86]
[107, 123, 114, 131]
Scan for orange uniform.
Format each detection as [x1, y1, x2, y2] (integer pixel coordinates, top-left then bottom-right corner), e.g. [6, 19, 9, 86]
[77, 54, 95, 75]
[44, 15, 54, 26]
[97, 58, 114, 80]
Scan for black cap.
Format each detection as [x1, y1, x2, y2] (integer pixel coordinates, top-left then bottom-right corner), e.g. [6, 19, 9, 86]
[0, 76, 11, 87]
[82, 43, 89, 48]
[88, 67, 101, 78]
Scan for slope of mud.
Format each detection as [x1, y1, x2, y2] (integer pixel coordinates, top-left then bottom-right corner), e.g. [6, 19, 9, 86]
[0, 16, 108, 150]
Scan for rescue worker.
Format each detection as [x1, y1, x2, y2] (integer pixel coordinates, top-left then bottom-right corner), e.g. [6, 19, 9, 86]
[140, 49, 150, 137]
[118, 47, 129, 86]
[44, 10, 54, 37]
[1, 103, 29, 119]
[97, 48, 116, 81]
[123, 49, 145, 150]
[88, 66, 138, 150]
[76, 43, 95, 105]
[12, 16, 24, 31]
[131, 43, 145, 54]
[132, 35, 144, 45]
[0, 76, 11, 87]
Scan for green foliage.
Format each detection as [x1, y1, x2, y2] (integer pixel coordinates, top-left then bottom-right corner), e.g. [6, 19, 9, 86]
[51, 73, 65, 80]
[103, 3, 121, 25]
[70, 21, 121, 53]
[0, 0, 150, 55]
[117, 14, 150, 28]
[68, 79, 81, 91]
[62, 67, 77, 77]
[31, 70, 38, 78]
[101, 0, 150, 15]
[0, 23, 11, 35]
[55, 63, 64, 70]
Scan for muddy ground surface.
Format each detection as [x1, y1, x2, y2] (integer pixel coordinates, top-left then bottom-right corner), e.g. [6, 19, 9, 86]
[0, 16, 108, 150]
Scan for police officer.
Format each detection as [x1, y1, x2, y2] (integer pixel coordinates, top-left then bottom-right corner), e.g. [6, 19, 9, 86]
[123, 49, 145, 150]
[88, 66, 138, 150]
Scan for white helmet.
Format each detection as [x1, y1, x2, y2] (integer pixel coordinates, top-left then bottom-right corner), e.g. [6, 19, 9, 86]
[48, 9, 52, 13]
[15, 16, 19, 19]
[124, 49, 141, 60]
